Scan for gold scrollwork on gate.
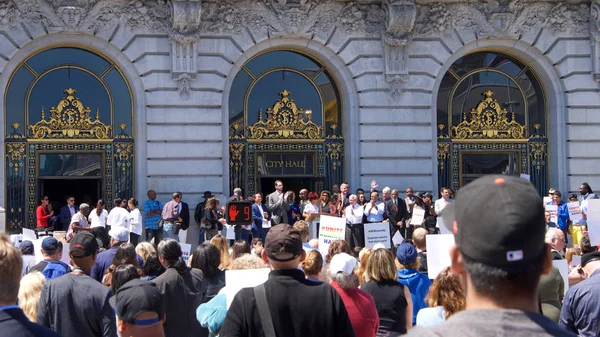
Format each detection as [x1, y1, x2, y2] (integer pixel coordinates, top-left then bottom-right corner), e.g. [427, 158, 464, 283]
[325, 142, 343, 171]
[452, 91, 525, 140]
[437, 143, 450, 171]
[6, 142, 26, 173]
[247, 90, 323, 140]
[28, 88, 112, 140]
[115, 142, 134, 172]
[229, 143, 245, 171]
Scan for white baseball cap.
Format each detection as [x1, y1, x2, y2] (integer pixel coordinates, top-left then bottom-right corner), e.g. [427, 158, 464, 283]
[329, 253, 358, 277]
[109, 226, 130, 242]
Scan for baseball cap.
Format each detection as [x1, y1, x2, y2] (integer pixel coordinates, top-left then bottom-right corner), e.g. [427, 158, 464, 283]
[69, 232, 99, 258]
[582, 251, 600, 267]
[442, 175, 546, 270]
[264, 224, 303, 262]
[203, 191, 214, 198]
[396, 243, 418, 265]
[20, 240, 34, 255]
[109, 226, 130, 242]
[110, 279, 164, 325]
[329, 253, 358, 277]
[42, 237, 59, 253]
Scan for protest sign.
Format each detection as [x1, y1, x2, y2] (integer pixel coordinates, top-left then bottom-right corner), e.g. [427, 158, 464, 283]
[263, 220, 272, 229]
[568, 202, 582, 222]
[23, 228, 37, 241]
[392, 231, 403, 246]
[225, 225, 236, 240]
[225, 268, 270, 308]
[33, 239, 44, 263]
[586, 199, 600, 246]
[60, 243, 71, 265]
[552, 259, 569, 295]
[426, 234, 455, 280]
[543, 196, 552, 205]
[180, 242, 192, 265]
[178, 229, 188, 245]
[545, 205, 558, 223]
[319, 215, 346, 254]
[572, 255, 582, 268]
[364, 222, 390, 249]
[410, 208, 425, 226]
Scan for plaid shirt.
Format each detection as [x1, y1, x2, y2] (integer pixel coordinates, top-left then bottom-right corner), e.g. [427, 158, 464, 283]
[144, 199, 163, 230]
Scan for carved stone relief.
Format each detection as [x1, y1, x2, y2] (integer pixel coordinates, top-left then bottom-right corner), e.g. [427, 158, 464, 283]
[592, 0, 600, 84]
[382, 0, 416, 96]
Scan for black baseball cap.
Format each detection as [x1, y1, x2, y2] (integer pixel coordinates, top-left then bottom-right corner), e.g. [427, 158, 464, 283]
[203, 191, 214, 198]
[442, 175, 546, 270]
[110, 279, 164, 325]
[582, 251, 600, 267]
[69, 232, 99, 258]
[265, 224, 303, 262]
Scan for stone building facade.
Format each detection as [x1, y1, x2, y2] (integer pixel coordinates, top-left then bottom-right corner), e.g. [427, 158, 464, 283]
[1, 0, 599, 233]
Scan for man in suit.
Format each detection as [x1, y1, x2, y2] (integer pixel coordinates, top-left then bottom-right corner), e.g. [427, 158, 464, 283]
[0, 234, 61, 337]
[58, 195, 78, 231]
[267, 180, 289, 225]
[340, 183, 351, 208]
[386, 189, 408, 242]
[178, 192, 190, 231]
[252, 193, 271, 242]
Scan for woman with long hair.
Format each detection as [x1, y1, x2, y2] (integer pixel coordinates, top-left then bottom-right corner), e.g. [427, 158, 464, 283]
[230, 240, 251, 260]
[36, 196, 54, 229]
[191, 243, 226, 300]
[210, 234, 231, 270]
[155, 239, 206, 337]
[128, 198, 143, 245]
[204, 197, 225, 241]
[142, 252, 166, 281]
[286, 190, 301, 226]
[18, 272, 46, 322]
[362, 248, 413, 335]
[89, 199, 108, 229]
[135, 241, 156, 265]
[102, 242, 140, 288]
[110, 264, 141, 294]
[319, 190, 333, 214]
[416, 267, 465, 327]
[355, 248, 373, 286]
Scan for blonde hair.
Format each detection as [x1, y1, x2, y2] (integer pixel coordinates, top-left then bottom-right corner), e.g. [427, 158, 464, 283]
[301, 250, 323, 277]
[412, 227, 428, 250]
[18, 272, 46, 322]
[0, 234, 21, 303]
[210, 235, 231, 270]
[293, 221, 310, 239]
[135, 242, 155, 264]
[565, 247, 581, 265]
[364, 248, 398, 282]
[355, 248, 373, 285]
[228, 254, 266, 270]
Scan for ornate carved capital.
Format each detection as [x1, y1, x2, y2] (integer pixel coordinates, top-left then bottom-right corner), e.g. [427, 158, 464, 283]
[169, 0, 203, 43]
[382, 0, 416, 34]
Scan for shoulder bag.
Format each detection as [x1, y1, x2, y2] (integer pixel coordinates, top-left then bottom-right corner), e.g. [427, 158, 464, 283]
[254, 283, 276, 337]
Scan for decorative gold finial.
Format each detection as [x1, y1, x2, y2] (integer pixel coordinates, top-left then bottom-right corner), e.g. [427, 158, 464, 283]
[534, 124, 541, 130]
[119, 124, 127, 131]
[438, 124, 445, 131]
[11, 123, 20, 131]
[281, 90, 290, 98]
[330, 124, 338, 131]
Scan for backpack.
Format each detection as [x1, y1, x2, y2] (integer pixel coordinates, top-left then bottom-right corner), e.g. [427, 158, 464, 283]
[42, 261, 69, 280]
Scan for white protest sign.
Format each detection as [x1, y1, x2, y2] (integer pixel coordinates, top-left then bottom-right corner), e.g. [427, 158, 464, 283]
[552, 259, 569, 295]
[586, 199, 600, 246]
[178, 229, 188, 245]
[33, 239, 44, 263]
[180, 242, 192, 265]
[520, 174, 531, 181]
[543, 197, 552, 205]
[23, 228, 37, 241]
[392, 231, 404, 246]
[571, 255, 582, 268]
[545, 205, 558, 223]
[225, 268, 270, 308]
[568, 202, 582, 222]
[263, 220, 272, 229]
[225, 225, 236, 240]
[364, 222, 390, 249]
[60, 243, 71, 265]
[318, 215, 346, 254]
[426, 234, 455, 280]
[410, 208, 425, 226]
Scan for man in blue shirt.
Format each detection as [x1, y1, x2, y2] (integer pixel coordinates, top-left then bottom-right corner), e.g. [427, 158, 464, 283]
[144, 190, 163, 244]
[548, 191, 569, 244]
[559, 251, 600, 337]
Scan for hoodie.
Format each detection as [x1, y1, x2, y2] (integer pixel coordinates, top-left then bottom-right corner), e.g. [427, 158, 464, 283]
[398, 268, 432, 323]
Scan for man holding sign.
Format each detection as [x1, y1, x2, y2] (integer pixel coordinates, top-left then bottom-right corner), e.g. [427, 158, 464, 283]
[407, 175, 574, 337]
[547, 191, 569, 245]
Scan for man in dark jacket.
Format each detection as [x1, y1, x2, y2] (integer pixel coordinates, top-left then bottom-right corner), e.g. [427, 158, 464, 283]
[386, 189, 409, 241]
[179, 192, 190, 231]
[221, 224, 356, 337]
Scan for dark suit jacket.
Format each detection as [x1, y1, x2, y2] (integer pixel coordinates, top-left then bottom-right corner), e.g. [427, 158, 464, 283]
[180, 201, 190, 230]
[386, 198, 408, 225]
[58, 205, 78, 231]
[0, 308, 61, 337]
[252, 203, 270, 230]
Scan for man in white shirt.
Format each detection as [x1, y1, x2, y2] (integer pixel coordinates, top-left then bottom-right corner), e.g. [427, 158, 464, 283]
[344, 194, 364, 250]
[364, 191, 386, 223]
[107, 198, 130, 231]
[267, 180, 289, 225]
[434, 187, 453, 232]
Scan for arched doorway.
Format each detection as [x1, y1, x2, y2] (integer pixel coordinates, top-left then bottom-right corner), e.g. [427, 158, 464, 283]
[4, 46, 135, 233]
[436, 51, 549, 194]
[228, 50, 344, 195]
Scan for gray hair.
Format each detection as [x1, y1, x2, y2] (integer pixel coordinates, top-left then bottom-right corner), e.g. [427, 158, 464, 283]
[545, 228, 562, 244]
[233, 187, 242, 194]
[172, 192, 182, 200]
[382, 187, 391, 194]
[349, 194, 357, 201]
[79, 203, 90, 210]
[331, 272, 360, 289]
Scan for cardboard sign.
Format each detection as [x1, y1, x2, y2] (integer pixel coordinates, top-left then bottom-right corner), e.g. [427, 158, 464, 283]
[364, 222, 390, 249]
[586, 199, 600, 246]
[568, 202, 582, 222]
[552, 259, 569, 295]
[225, 268, 270, 308]
[180, 242, 192, 265]
[410, 208, 425, 226]
[426, 234, 455, 280]
[545, 205, 558, 223]
[318, 215, 346, 254]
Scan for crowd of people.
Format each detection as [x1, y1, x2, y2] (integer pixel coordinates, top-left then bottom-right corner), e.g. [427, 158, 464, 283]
[2, 176, 600, 337]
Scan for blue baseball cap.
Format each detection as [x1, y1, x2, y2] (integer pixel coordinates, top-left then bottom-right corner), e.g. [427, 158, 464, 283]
[42, 237, 59, 253]
[396, 242, 418, 265]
